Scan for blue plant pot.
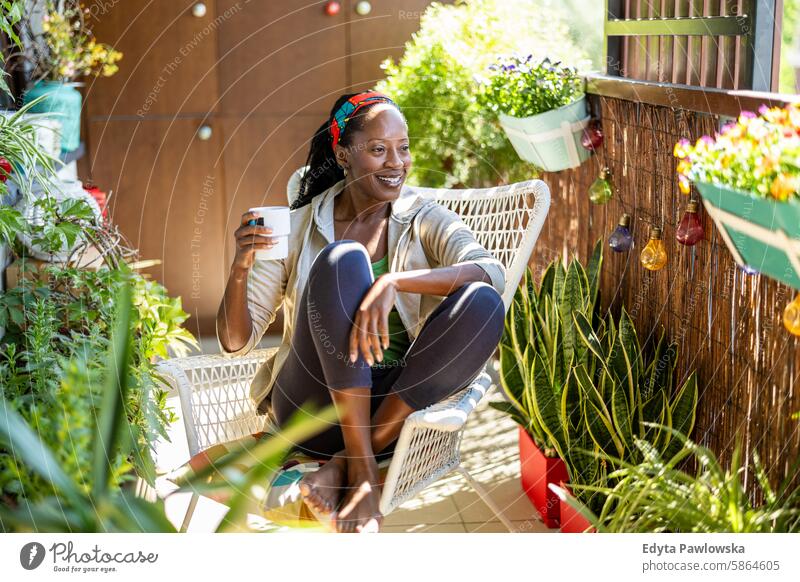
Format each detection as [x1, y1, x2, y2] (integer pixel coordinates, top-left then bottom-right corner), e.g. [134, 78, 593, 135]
[499, 96, 592, 172]
[23, 80, 82, 153]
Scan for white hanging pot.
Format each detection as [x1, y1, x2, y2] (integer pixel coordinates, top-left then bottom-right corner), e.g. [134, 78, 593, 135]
[498, 96, 592, 172]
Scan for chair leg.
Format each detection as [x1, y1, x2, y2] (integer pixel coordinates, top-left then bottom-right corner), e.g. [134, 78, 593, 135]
[180, 492, 200, 532]
[456, 465, 516, 533]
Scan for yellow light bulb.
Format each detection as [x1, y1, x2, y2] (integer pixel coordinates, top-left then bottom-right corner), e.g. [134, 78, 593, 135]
[640, 226, 667, 271]
[784, 294, 800, 336]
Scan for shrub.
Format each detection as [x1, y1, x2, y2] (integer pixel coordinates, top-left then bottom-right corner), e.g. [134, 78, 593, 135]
[376, 0, 589, 188]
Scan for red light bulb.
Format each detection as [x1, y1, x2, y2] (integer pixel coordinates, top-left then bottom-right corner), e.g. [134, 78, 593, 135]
[324, 1, 341, 15]
[676, 200, 704, 246]
[581, 120, 604, 151]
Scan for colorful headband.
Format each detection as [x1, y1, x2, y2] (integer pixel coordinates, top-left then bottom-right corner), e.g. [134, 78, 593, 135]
[329, 91, 396, 151]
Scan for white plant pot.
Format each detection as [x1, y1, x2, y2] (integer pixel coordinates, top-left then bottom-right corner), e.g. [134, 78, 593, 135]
[498, 96, 592, 172]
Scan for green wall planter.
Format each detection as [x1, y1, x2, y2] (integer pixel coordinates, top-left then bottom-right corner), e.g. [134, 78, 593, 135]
[498, 96, 592, 172]
[695, 181, 800, 290]
[23, 80, 82, 153]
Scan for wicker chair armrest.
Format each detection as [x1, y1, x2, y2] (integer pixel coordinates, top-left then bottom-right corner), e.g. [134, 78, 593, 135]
[405, 370, 492, 432]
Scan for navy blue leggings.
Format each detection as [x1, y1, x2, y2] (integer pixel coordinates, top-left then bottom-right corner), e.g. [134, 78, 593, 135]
[270, 240, 505, 460]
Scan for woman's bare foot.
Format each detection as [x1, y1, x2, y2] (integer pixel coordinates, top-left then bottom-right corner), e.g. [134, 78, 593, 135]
[298, 454, 347, 515]
[332, 459, 383, 533]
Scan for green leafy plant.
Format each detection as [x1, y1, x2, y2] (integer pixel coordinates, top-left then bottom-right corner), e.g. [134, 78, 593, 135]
[492, 242, 699, 512]
[0, 285, 333, 532]
[491, 240, 603, 455]
[0, 263, 198, 502]
[478, 55, 584, 118]
[0, 97, 60, 202]
[561, 427, 800, 533]
[0, 0, 24, 96]
[376, 0, 588, 188]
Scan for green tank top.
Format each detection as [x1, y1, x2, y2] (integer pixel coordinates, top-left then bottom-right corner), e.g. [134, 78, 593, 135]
[370, 254, 411, 366]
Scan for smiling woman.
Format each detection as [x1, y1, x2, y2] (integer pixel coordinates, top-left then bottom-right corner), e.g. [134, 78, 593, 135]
[216, 90, 506, 534]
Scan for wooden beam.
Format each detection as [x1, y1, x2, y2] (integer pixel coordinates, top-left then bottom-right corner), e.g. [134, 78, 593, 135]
[606, 15, 750, 36]
[586, 73, 800, 117]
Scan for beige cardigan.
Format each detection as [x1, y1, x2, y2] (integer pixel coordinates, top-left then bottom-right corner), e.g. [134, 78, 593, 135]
[217, 179, 506, 415]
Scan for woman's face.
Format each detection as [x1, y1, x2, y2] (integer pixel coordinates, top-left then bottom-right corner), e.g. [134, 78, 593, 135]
[337, 104, 412, 202]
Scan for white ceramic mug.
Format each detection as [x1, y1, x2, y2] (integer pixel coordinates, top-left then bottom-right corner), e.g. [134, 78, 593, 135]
[248, 206, 290, 260]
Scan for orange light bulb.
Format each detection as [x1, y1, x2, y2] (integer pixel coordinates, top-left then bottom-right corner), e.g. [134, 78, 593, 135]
[784, 294, 800, 336]
[640, 226, 668, 271]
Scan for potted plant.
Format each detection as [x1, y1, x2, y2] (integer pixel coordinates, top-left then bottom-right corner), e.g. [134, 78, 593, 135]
[675, 104, 800, 290]
[491, 241, 603, 527]
[19, 0, 122, 153]
[550, 311, 698, 532]
[557, 429, 800, 533]
[479, 55, 590, 172]
[493, 241, 699, 530]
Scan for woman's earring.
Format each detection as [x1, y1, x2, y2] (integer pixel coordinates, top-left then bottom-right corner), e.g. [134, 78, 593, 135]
[342, 166, 348, 176]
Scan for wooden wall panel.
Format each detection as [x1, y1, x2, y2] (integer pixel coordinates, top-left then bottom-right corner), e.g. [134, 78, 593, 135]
[348, 0, 452, 91]
[85, 0, 221, 118]
[88, 118, 227, 337]
[215, 0, 347, 116]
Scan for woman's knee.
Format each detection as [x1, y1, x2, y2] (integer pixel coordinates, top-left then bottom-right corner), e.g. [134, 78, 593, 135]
[309, 240, 371, 285]
[452, 282, 505, 333]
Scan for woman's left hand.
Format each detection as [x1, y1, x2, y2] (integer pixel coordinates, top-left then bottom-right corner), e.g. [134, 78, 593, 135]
[349, 274, 398, 366]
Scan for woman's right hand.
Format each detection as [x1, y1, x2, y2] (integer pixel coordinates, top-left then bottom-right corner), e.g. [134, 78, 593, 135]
[231, 211, 277, 272]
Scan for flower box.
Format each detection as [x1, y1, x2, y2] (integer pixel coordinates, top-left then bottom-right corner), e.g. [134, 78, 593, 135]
[695, 181, 800, 290]
[518, 426, 568, 528]
[499, 96, 591, 172]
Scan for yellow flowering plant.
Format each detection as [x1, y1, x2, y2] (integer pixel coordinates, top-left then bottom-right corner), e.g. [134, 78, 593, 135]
[29, 0, 122, 83]
[674, 103, 800, 202]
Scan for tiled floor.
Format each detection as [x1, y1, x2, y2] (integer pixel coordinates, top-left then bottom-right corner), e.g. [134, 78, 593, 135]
[153, 336, 557, 534]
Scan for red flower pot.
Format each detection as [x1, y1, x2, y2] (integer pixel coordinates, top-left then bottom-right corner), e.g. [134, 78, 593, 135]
[518, 426, 569, 528]
[556, 482, 596, 533]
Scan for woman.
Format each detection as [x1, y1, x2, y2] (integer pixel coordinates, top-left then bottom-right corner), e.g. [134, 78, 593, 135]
[217, 91, 505, 533]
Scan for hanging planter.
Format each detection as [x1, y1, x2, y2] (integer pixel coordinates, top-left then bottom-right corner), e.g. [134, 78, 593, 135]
[695, 182, 800, 290]
[674, 104, 800, 291]
[498, 96, 591, 171]
[479, 55, 591, 172]
[518, 427, 568, 528]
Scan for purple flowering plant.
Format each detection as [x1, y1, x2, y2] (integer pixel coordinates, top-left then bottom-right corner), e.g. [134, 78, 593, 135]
[477, 55, 583, 118]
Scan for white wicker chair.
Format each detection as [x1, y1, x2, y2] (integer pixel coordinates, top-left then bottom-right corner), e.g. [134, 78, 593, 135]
[156, 177, 550, 532]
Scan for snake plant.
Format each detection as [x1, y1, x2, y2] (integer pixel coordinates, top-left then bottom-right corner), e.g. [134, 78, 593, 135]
[492, 242, 698, 511]
[491, 240, 602, 457]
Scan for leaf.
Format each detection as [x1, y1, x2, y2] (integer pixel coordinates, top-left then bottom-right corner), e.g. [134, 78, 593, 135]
[552, 259, 566, 303]
[530, 353, 567, 459]
[558, 260, 584, 370]
[92, 284, 134, 499]
[611, 377, 633, 456]
[586, 239, 603, 306]
[573, 311, 606, 362]
[663, 372, 698, 459]
[55, 222, 82, 249]
[539, 262, 555, 299]
[498, 343, 526, 413]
